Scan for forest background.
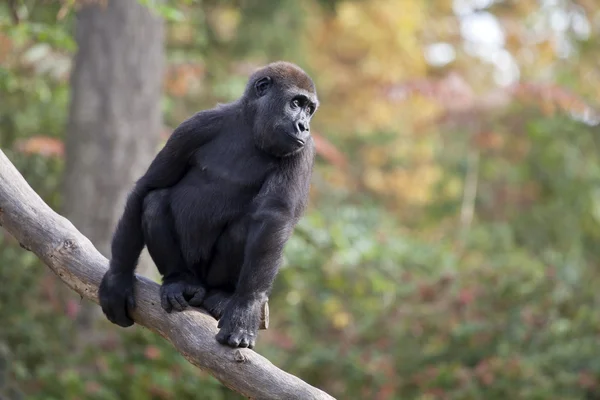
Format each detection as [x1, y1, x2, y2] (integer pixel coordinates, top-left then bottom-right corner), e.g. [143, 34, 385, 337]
[1, 0, 600, 399]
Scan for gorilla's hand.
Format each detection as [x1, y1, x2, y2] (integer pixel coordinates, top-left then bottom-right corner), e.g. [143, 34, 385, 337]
[160, 281, 206, 313]
[99, 268, 136, 327]
[216, 296, 263, 349]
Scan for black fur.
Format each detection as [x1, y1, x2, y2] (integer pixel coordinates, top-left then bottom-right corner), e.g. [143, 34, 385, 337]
[98, 61, 318, 348]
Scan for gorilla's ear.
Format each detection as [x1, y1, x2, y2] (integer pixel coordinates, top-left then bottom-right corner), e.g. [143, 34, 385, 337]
[255, 77, 272, 97]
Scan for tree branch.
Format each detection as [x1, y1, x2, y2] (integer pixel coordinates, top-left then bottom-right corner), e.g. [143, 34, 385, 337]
[0, 150, 335, 400]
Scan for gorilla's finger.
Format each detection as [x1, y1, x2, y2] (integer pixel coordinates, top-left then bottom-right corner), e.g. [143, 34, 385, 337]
[184, 284, 203, 296]
[216, 330, 230, 345]
[161, 292, 173, 313]
[227, 333, 242, 347]
[169, 293, 187, 311]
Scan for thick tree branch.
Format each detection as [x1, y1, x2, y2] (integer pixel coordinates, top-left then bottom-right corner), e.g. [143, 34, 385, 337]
[0, 150, 335, 400]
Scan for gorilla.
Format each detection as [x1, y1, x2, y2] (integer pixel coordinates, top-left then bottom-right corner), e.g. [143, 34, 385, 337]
[98, 61, 318, 349]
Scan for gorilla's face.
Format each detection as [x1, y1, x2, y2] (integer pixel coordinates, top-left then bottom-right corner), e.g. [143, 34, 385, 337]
[250, 76, 319, 157]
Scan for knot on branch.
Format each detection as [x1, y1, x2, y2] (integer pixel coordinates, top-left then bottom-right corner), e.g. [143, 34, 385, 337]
[55, 238, 78, 255]
[234, 349, 248, 363]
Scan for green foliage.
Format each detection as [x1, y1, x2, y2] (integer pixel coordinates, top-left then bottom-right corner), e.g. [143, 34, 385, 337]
[3, 0, 600, 399]
[25, 328, 241, 400]
[137, 0, 189, 22]
[269, 174, 600, 399]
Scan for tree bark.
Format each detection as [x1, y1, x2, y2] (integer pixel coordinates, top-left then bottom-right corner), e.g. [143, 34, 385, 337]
[0, 150, 335, 400]
[63, 0, 164, 327]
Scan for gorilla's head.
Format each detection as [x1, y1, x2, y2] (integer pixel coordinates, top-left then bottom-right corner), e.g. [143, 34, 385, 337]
[243, 61, 319, 157]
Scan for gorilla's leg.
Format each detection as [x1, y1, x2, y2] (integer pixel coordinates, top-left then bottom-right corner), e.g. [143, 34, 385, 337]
[203, 290, 269, 330]
[142, 190, 206, 312]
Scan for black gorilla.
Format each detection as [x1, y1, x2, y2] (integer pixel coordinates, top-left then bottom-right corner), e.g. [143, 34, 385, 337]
[98, 61, 318, 349]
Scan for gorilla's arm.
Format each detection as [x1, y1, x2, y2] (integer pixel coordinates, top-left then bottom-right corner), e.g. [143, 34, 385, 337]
[99, 111, 220, 327]
[110, 111, 220, 272]
[216, 143, 314, 348]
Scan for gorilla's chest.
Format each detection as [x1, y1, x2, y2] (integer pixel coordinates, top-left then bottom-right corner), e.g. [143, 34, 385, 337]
[189, 135, 275, 192]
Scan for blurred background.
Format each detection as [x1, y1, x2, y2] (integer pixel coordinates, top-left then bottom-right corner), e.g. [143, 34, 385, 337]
[1, 0, 600, 399]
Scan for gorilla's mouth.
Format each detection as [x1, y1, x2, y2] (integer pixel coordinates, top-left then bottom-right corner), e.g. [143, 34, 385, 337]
[285, 131, 306, 146]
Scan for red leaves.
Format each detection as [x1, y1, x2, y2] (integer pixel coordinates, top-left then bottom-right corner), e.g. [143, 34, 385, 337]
[511, 82, 600, 124]
[144, 345, 162, 360]
[387, 73, 599, 125]
[475, 359, 495, 386]
[164, 63, 206, 97]
[312, 132, 348, 169]
[65, 299, 81, 319]
[457, 288, 476, 307]
[579, 371, 598, 390]
[14, 136, 64, 157]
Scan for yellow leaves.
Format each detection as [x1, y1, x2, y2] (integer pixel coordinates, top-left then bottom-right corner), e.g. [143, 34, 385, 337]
[391, 165, 443, 206]
[360, 134, 444, 206]
[332, 0, 426, 81]
[304, 0, 464, 207]
[169, 24, 197, 45]
[364, 168, 387, 192]
[321, 168, 353, 191]
[306, 0, 430, 135]
[286, 291, 352, 329]
[407, 94, 445, 124]
[443, 177, 463, 199]
[362, 147, 389, 168]
[514, 0, 540, 17]
[333, 311, 352, 329]
[207, 6, 241, 42]
[534, 40, 556, 68]
[286, 290, 302, 306]
[336, 2, 362, 29]
[363, 98, 398, 132]
[363, 163, 443, 207]
[412, 139, 435, 161]
[323, 297, 353, 330]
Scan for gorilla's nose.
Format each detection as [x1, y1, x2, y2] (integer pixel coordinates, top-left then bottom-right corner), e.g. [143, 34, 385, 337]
[296, 122, 308, 134]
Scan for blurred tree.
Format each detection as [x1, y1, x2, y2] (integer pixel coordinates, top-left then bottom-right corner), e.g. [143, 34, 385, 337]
[63, 0, 165, 331]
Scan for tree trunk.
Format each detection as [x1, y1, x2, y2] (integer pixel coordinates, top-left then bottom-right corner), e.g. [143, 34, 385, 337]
[63, 0, 165, 330]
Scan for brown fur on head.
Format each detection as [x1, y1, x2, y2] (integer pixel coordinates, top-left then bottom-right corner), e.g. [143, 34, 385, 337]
[245, 61, 317, 97]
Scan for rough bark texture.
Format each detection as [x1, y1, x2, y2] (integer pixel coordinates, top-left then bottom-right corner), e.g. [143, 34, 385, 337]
[0, 150, 335, 400]
[64, 0, 163, 275]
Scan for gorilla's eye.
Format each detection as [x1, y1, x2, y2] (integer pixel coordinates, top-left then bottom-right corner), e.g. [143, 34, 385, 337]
[292, 99, 301, 108]
[308, 105, 315, 115]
